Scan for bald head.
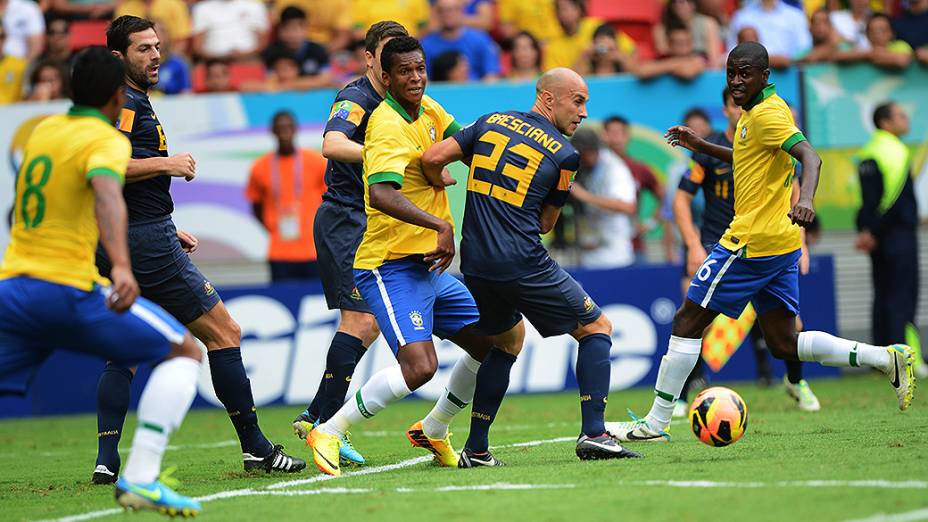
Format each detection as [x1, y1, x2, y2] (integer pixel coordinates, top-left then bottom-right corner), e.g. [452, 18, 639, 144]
[532, 67, 589, 136]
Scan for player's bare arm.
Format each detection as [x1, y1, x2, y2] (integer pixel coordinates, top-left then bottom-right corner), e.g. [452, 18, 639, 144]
[672, 189, 706, 276]
[570, 183, 637, 214]
[539, 203, 562, 234]
[125, 153, 196, 183]
[665, 125, 734, 164]
[321, 131, 363, 163]
[92, 175, 139, 313]
[368, 182, 455, 272]
[786, 140, 821, 227]
[421, 137, 464, 187]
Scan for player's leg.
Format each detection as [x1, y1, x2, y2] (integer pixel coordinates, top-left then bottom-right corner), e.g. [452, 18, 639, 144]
[93, 363, 137, 483]
[750, 323, 773, 387]
[782, 315, 821, 412]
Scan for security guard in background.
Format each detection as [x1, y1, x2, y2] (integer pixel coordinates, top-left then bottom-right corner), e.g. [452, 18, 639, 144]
[855, 101, 925, 376]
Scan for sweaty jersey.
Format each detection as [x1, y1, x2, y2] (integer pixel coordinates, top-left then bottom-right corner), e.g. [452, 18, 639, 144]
[721, 84, 805, 257]
[1, 106, 130, 291]
[117, 86, 172, 224]
[454, 110, 579, 281]
[354, 93, 462, 270]
[322, 75, 383, 210]
[678, 130, 734, 246]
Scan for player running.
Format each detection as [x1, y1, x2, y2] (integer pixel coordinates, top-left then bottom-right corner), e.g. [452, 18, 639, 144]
[290, 21, 409, 467]
[672, 87, 821, 414]
[421, 68, 641, 465]
[306, 36, 491, 477]
[0, 47, 202, 517]
[92, 16, 304, 484]
[610, 42, 916, 444]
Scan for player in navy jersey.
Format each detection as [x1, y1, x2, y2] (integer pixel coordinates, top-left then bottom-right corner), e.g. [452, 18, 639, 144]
[672, 87, 821, 417]
[422, 68, 642, 465]
[91, 16, 304, 484]
[290, 21, 410, 466]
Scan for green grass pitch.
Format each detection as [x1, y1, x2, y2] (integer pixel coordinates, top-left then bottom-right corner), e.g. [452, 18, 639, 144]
[1, 374, 925, 522]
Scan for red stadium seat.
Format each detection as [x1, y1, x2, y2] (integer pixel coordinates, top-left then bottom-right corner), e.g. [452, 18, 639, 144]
[191, 62, 267, 93]
[69, 20, 109, 51]
[618, 22, 658, 61]
[590, 0, 661, 24]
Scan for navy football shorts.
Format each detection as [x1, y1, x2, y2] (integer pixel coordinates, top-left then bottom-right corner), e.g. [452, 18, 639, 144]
[314, 201, 371, 313]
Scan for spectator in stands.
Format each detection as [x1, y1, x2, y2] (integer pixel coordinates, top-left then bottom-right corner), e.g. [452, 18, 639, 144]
[892, 0, 928, 52]
[272, 0, 352, 52]
[507, 31, 541, 81]
[836, 13, 913, 70]
[570, 128, 637, 269]
[695, 0, 732, 39]
[329, 39, 368, 85]
[430, 50, 470, 82]
[243, 50, 327, 92]
[576, 23, 637, 76]
[602, 115, 676, 263]
[246, 110, 327, 282]
[115, 0, 192, 56]
[1, 0, 44, 61]
[683, 107, 712, 139]
[855, 102, 923, 375]
[635, 25, 707, 80]
[48, 0, 114, 20]
[192, 0, 269, 62]
[653, 0, 723, 69]
[37, 17, 74, 69]
[544, 0, 637, 71]
[153, 21, 191, 95]
[497, 0, 561, 44]
[728, 0, 811, 68]
[799, 9, 842, 63]
[262, 6, 331, 89]
[26, 60, 67, 102]
[0, 25, 28, 104]
[830, 0, 872, 50]
[421, 0, 500, 81]
[352, 0, 430, 39]
[429, 0, 494, 32]
[203, 58, 233, 92]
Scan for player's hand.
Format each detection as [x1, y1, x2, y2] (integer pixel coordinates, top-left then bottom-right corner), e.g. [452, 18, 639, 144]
[167, 153, 196, 181]
[665, 126, 703, 153]
[440, 167, 457, 187]
[686, 243, 708, 277]
[855, 230, 878, 253]
[788, 198, 815, 227]
[424, 222, 455, 273]
[107, 264, 140, 313]
[177, 229, 199, 253]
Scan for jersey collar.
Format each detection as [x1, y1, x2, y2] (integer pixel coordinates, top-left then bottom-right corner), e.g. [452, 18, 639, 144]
[743, 83, 777, 111]
[68, 105, 111, 124]
[384, 91, 424, 123]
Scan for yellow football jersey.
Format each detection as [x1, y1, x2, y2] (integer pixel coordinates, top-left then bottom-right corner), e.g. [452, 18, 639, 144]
[720, 84, 805, 258]
[0, 106, 130, 290]
[354, 93, 461, 270]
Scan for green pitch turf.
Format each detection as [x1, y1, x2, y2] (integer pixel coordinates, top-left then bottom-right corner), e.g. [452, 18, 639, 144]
[0, 374, 925, 522]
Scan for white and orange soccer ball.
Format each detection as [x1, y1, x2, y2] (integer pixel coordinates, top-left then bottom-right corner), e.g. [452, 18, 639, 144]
[689, 386, 748, 447]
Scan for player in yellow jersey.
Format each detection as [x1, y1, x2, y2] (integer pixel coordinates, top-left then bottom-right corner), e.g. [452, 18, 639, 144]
[0, 47, 203, 516]
[306, 36, 491, 476]
[611, 42, 916, 443]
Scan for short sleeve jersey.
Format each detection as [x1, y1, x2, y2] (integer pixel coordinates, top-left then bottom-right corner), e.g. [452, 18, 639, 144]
[117, 86, 173, 224]
[678, 130, 735, 246]
[322, 75, 382, 210]
[454, 110, 579, 281]
[721, 84, 805, 257]
[1, 106, 130, 290]
[354, 93, 462, 270]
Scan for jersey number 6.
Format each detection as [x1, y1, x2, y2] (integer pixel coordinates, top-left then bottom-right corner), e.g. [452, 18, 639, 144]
[467, 130, 543, 208]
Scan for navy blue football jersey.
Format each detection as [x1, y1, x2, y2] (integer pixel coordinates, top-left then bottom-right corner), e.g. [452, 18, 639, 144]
[678, 131, 734, 246]
[454, 110, 579, 281]
[321, 75, 383, 210]
[117, 86, 172, 224]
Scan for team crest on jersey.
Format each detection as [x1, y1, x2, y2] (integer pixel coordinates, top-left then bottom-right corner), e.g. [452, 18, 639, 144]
[740, 125, 748, 140]
[204, 280, 216, 296]
[429, 125, 436, 143]
[409, 310, 425, 330]
[583, 295, 595, 312]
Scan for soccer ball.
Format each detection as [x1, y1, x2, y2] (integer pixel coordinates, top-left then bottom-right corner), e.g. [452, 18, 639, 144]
[689, 386, 748, 447]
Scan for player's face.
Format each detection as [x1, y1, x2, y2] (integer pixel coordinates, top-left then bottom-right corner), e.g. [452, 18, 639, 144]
[726, 58, 768, 108]
[384, 51, 427, 108]
[123, 28, 161, 89]
[367, 36, 396, 86]
[550, 85, 588, 136]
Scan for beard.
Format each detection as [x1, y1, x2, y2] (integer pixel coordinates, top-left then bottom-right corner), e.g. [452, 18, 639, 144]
[127, 60, 156, 90]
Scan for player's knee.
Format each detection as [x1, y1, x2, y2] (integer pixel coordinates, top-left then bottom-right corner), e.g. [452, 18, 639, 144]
[571, 314, 612, 340]
[402, 358, 437, 390]
[671, 308, 699, 338]
[172, 333, 202, 362]
[767, 334, 798, 361]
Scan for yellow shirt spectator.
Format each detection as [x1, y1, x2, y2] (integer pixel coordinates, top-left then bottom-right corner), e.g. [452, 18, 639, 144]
[351, 0, 430, 37]
[272, 0, 353, 43]
[115, 0, 193, 41]
[0, 55, 27, 104]
[543, 17, 636, 71]
[497, 0, 561, 43]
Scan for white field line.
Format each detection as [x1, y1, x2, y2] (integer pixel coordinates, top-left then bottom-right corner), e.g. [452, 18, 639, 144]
[626, 480, 928, 490]
[841, 508, 928, 522]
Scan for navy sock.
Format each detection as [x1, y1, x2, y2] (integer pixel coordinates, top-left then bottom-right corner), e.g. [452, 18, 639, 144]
[577, 333, 612, 437]
[95, 363, 133, 471]
[305, 377, 324, 420]
[318, 332, 367, 422]
[786, 359, 803, 384]
[208, 348, 273, 457]
[465, 348, 517, 453]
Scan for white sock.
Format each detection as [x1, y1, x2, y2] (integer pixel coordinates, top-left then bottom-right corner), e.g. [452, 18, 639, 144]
[798, 331, 891, 373]
[321, 364, 411, 438]
[123, 357, 200, 483]
[645, 336, 702, 431]
[423, 354, 480, 439]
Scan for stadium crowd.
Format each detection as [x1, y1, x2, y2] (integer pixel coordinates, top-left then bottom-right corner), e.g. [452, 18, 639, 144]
[1, 0, 927, 102]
